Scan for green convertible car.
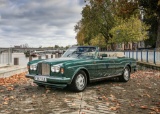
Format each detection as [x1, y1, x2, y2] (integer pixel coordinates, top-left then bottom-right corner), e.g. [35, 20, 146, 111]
[26, 46, 137, 92]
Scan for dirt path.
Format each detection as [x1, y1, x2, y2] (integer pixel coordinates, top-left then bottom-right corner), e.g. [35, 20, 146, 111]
[0, 70, 160, 114]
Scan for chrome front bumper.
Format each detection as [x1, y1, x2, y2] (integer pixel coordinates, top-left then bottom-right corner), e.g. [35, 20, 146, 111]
[25, 74, 71, 88]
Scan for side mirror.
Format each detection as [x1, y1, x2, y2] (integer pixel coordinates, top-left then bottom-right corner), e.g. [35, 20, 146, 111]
[101, 54, 107, 57]
[99, 54, 107, 59]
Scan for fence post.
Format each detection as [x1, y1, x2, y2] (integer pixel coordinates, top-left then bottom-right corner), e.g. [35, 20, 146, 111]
[51, 54, 53, 58]
[146, 50, 148, 63]
[55, 53, 58, 58]
[136, 50, 138, 60]
[141, 50, 142, 62]
[153, 49, 156, 64]
[59, 53, 61, 58]
[46, 55, 48, 59]
[132, 51, 134, 58]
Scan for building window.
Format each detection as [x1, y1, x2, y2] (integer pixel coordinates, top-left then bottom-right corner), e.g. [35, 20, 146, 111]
[125, 43, 128, 49]
[117, 43, 122, 48]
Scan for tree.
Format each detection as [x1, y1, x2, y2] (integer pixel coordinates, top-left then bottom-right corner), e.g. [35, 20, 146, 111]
[75, 0, 153, 49]
[109, 16, 149, 45]
[54, 45, 59, 49]
[111, 0, 139, 19]
[90, 34, 107, 48]
[139, 0, 160, 48]
[75, 0, 115, 47]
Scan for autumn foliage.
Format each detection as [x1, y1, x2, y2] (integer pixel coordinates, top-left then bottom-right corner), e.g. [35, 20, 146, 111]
[0, 72, 29, 86]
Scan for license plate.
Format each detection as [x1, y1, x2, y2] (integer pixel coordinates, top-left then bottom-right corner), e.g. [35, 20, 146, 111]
[34, 76, 47, 82]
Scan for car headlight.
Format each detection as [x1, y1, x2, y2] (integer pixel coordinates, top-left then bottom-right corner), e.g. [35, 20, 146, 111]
[51, 65, 60, 73]
[30, 64, 37, 70]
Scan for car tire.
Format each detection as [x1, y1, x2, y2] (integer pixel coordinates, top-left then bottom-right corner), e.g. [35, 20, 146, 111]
[71, 70, 87, 92]
[119, 66, 130, 82]
[37, 84, 45, 87]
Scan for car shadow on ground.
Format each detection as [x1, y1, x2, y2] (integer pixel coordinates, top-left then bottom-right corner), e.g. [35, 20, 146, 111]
[88, 78, 121, 87]
[32, 77, 123, 93]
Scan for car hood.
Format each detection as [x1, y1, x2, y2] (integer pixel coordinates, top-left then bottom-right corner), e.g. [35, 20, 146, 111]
[38, 57, 84, 65]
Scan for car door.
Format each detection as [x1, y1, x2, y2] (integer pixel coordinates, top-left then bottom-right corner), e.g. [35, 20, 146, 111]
[94, 57, 115, 78]
[111, 58, 124, 75]
[84, 59, 98, 79]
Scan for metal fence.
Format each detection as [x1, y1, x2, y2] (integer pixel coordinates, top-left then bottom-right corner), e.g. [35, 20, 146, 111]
[1, 48, 160, 65]
[124, 49, 160, 65]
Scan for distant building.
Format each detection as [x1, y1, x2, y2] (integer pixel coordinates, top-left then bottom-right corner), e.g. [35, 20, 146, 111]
[14, 46, 21, 48]
[118, 42, 145, 50]
[106, 41, 145, 51]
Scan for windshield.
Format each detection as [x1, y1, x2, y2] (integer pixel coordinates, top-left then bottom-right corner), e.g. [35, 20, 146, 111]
[62, 47, 97, 59]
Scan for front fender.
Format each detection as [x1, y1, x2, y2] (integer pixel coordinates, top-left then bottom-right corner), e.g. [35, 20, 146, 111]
[68, 67, 90, 84]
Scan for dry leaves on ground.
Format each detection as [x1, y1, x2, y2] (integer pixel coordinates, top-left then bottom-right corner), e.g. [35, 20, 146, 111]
[0, 72, 28, 86]
[131, 70, 160, 79]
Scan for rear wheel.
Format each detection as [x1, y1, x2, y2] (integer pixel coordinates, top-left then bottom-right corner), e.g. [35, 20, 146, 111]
[119, 66, 130, 82]
[71, 70, 87, 92]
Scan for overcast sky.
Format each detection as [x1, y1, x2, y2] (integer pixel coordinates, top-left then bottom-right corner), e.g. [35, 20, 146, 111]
[0, 0, 85, 47]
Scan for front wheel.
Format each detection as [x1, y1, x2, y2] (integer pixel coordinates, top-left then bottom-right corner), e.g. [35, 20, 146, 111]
[70, 70, 87, 92]
[119, 66, 130, 82]
[36, 83, 45, 87]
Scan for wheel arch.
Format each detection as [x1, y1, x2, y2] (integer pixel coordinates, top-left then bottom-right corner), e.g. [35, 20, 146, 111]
[124, 64, 131, 72]
[70, 67, 90, 84]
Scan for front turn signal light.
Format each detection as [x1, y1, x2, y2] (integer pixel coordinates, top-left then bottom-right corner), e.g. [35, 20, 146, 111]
[60, 68, 64, 74]
[27, 65, 30, 70]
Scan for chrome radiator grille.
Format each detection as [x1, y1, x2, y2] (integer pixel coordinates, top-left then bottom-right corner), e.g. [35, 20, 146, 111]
[37, 63, 50, 76]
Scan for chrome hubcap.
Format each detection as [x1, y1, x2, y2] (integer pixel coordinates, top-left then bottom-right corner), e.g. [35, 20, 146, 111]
[124, 69, 129, 80]
[76, 74, 85, 90]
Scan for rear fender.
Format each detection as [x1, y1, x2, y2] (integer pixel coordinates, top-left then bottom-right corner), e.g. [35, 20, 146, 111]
[124, 63, 131, 72]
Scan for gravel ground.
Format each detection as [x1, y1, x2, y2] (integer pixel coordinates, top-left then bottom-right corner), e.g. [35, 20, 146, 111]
[0, 70, 160, 114]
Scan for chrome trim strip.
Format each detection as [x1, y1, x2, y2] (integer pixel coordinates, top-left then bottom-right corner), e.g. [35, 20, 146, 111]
[90, 74, 121, 82]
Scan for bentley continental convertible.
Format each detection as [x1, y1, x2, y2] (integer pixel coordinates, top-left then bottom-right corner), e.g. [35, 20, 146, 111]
[26, 46, 137, 92]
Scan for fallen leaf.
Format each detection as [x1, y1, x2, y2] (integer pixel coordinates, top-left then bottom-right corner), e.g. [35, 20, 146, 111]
[150, 107, 160, 113]
[86, 107, 90, 110]
[10, 96, 14, 100]
[140, 105, 148, 109]
[42, 94, 46, 97]
[3, 102, 8, 105]
[4, 97, 9, 101]
[0, 90, 4, 92]
[110, 106, 119, 111]
[32, 95, 36, 98]
[102, 95, 106, 99]
[46, 90, 50, 94]
[130, 103, 135, 107]
[72, 103, 76, 106]
[149, 111, 156, 114]
[105, 98, 108, 101]
[146, 94, 151, 98]
[7, 86, 14, 91]
[106, 102, 110, 106]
